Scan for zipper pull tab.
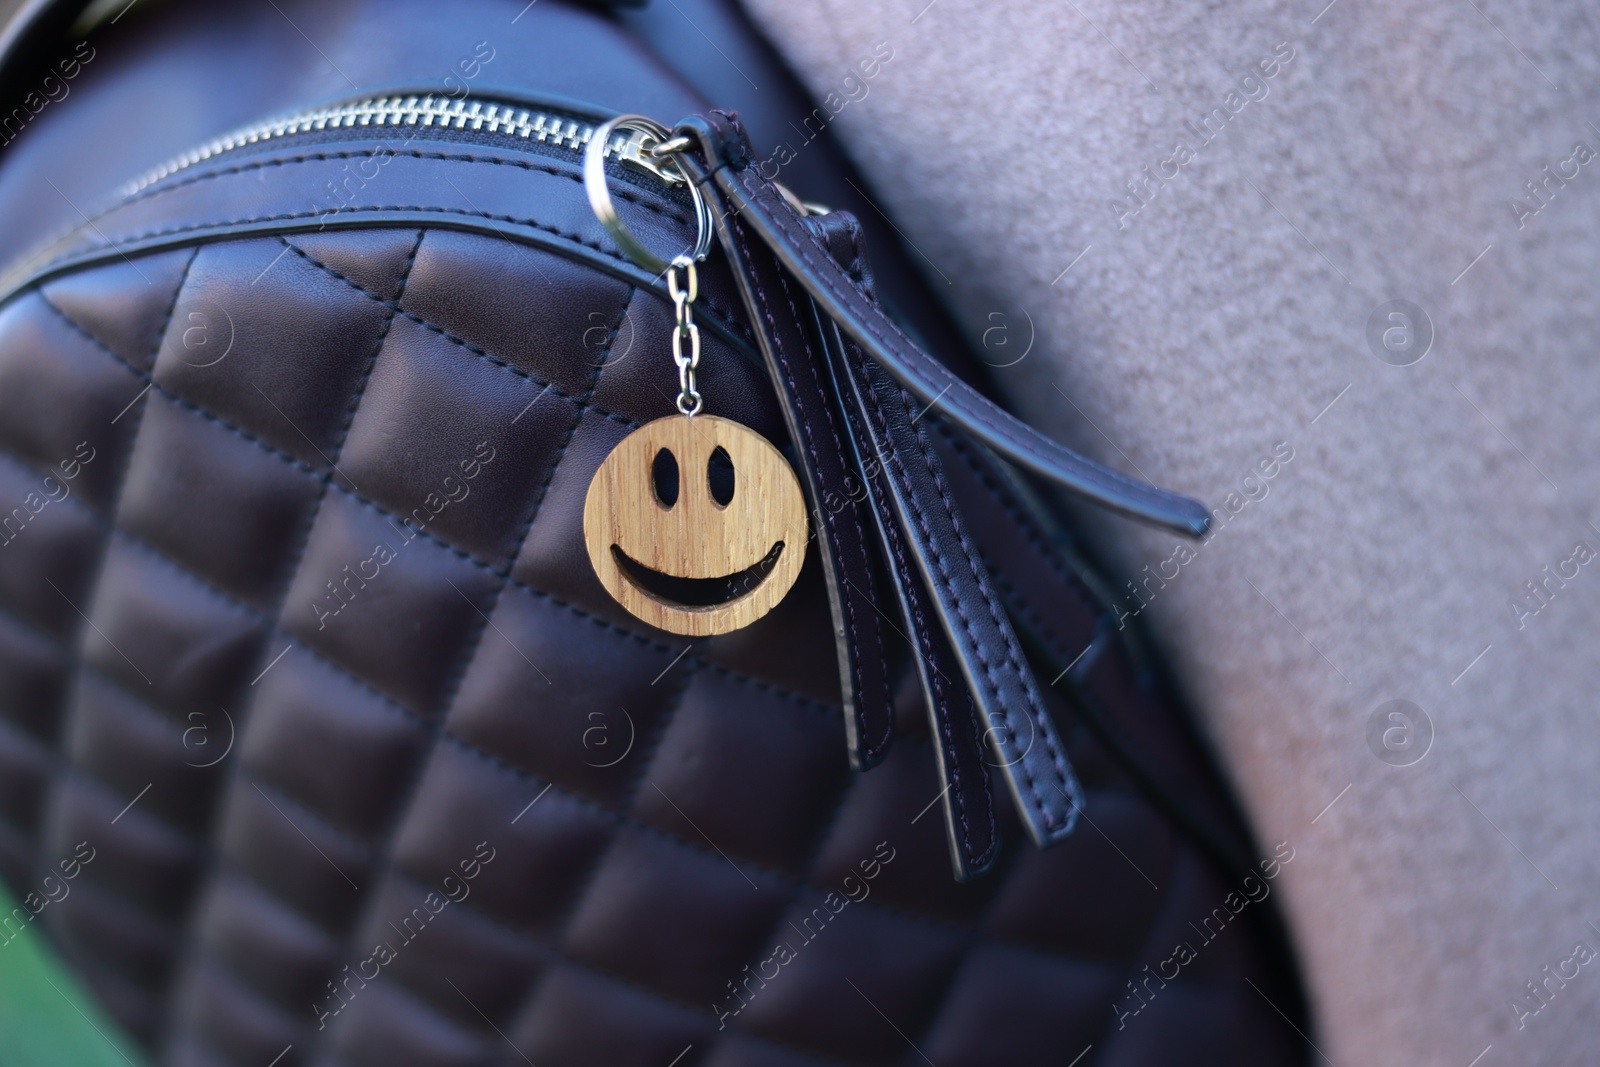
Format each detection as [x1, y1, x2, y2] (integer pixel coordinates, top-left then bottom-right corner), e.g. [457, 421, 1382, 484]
[613, 127, 686, 187]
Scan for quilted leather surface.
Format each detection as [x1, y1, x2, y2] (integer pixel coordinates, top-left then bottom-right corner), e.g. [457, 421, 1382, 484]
[0, 230, 1303, 1067]
[0, 0, 1307, 1064]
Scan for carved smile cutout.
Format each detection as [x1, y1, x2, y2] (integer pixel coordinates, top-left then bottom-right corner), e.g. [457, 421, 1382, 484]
[611, 541, 786, 609]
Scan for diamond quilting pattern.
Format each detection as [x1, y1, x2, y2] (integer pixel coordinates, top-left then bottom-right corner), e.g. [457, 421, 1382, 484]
[117, 389, 325, 613]
[0, 292, 147, 514]
[0, 226, 1300, 1067]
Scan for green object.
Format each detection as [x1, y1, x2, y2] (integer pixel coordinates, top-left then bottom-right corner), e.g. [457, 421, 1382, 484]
[0, 880, 145, 1067]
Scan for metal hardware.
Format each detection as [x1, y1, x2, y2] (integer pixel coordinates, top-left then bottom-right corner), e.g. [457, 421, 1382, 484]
[583, 113, 712, 276]
[668, 256, 701, 415]
[119, 95, 673, 201]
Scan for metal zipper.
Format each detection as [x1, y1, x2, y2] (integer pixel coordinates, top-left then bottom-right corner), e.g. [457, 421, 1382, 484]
[117, 93, 685, 200]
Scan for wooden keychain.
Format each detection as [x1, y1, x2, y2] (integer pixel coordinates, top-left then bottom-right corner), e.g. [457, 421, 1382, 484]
[581, 115, 807, 637]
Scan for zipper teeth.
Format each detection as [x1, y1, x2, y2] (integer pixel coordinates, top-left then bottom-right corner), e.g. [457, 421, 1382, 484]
[117, 95, 620, 199]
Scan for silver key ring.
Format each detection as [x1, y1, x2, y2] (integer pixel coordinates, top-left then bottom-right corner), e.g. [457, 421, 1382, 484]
[583, 114, 714, 276]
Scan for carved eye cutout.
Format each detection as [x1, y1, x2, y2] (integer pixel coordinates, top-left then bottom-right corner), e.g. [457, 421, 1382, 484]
[652, 447, 679, 508]
[707, 446, 735, 508]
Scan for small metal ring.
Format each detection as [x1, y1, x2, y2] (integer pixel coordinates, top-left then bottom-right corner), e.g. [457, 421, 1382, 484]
[584, 114, 713, 276]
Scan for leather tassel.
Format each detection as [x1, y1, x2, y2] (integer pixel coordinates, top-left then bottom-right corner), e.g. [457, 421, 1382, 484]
[678, 110, 1210, 877]
[699, 162, 898, 772]
[812, 300, 1000, 880]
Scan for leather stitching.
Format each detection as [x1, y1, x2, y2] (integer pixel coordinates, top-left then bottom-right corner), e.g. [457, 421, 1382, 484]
[46, 649, 912, 1067]
[857, 362, 1057, 832]
[501, 660, 700, 1051]
[0, 315, 832, 732]
[768, 271, 896, 764]
[770, 269, 893, 762]
[159, 231, 421, 1056]
[0, 460, 1163, 1067]
[0, 579, 1109, 973]
[723, 212, 891, 763]
[934, 424, 1108, 626]
[314, 281, 637, 1055]
[31, 269, 899, 735]
[0, 130, 1283, 1067]
[0, 755, 902, 1067]
[841, 341, 995, 868]
[730, 168, 1166, 504]
[26, 246, 195, 1034]
[0, 464, 1004, 951]
[26, 206, 754, 347]
[429, 279, 634, 717]
[280, 236, 644, 432]
[109, 148, 694, 224]
[901, 389, 1082, 824]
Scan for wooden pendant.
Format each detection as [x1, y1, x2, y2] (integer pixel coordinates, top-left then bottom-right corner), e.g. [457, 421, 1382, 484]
[583, 414, 808, 636]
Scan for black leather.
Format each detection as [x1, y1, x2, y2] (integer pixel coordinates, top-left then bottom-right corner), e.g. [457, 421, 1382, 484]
[818, 306, 1001, 880]
[0, 0, 1310, 1064]
[687, 164, 897, 774]
[679, 112, 1210, 538]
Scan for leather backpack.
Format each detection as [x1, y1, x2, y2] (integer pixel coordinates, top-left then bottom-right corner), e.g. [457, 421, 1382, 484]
[0, 0, 1310, 1063]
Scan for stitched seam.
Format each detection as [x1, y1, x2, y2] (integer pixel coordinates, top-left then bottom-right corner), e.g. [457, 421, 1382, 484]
[27, 207, 751, 345]
[0, 289, 1107, 1062]
[28, 245, 194, 1021]
[898, 849, 1034, 1058]
[294, 224, 500, 1062]
[856, 364, 1055, 831]
[1, 762, 891, 1067]
[13, 294, 1052, 938]
[45, 280, 638, 572]
[775, 275, 893, 761]
[36, 294, 666, 664]
[0, 578, 1028, 954]
[935, 423, 1106, 623]
[158, 230, 421, 1059]
[0, 392, 840, 747]
[905, 398, 1080, 816]
[499, 660, 703, 1043]
[897, 434, 1066, 831]
[0, 623, 1130, 1052]
[731, 168, 1162, 502]
[426, 279, 633, 720]
[28, 298, 858, 741]
[281, 235, 644, 431]
[707, 773, 867, 1060]
[986, 561, 1079, 673]
[843, 344, 993, 864]
[347, 285, 637, 1015]
[114, 148, 692, 223]
[725, 213, 888, 761]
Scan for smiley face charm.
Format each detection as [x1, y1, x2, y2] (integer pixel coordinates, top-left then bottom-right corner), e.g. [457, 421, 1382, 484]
[583, 414, 808, 635]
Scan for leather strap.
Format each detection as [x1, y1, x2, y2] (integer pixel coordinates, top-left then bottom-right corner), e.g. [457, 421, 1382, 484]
[678, 111, 1211, 538]
[691, 160, 897, 771]
[708, 190, 1081, 858]
[827, 313, 1082, 848]
[800, 212, 998, 877]
[819, 317, 1003, 877]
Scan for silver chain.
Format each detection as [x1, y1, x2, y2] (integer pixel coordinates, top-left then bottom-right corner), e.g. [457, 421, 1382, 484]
[667, 254, 702, 416]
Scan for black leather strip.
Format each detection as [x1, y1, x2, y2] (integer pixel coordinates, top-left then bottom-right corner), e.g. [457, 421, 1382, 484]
[697, 169, 897, 770]
[678, 111, 1210, 538]
[803, 211, 996, 878]
[817, 308, 999, 879]
[830, 314, 1083, 847]
[0, 161, 764, 368]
